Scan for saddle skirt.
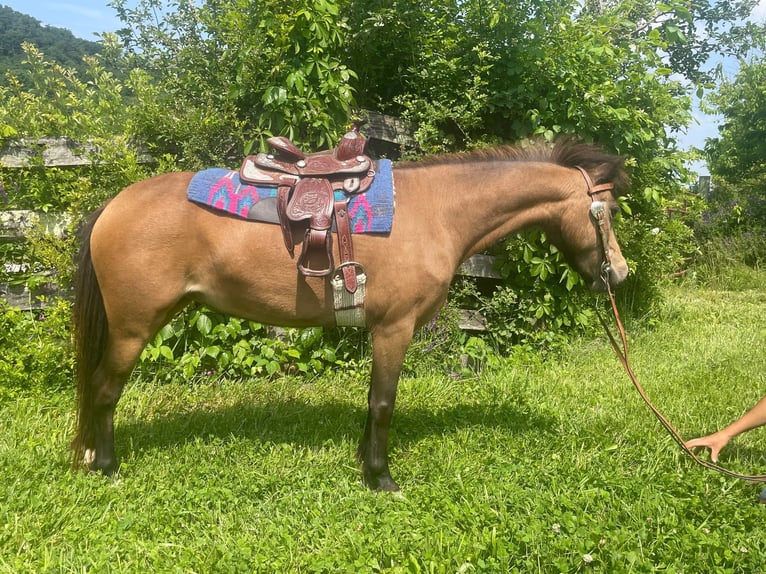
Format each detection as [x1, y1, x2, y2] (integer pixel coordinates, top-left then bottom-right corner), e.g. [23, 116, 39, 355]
[186, 160, 394, 233]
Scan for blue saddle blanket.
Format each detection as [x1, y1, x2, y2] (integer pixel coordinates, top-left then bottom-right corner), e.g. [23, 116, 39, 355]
[187, 159, 394, 234]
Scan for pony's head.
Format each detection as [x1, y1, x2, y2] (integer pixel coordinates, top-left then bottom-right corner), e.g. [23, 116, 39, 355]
[545, 139, 630, 291]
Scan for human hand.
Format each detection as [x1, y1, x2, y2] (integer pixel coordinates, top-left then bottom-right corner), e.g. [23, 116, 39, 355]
[684, 431, 733, 463]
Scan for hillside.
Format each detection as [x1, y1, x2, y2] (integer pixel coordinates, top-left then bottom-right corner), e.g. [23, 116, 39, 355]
[0, 4, 102, 85]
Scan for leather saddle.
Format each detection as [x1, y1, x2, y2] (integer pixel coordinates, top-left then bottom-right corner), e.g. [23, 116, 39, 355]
[239, 125, 375, 293]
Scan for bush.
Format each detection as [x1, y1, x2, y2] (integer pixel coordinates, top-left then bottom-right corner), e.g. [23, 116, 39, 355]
[0, 299, 73, 401]
[690, 177, 766, 290]
[691, 233, 766, 291]
[136, 306, 372, 383]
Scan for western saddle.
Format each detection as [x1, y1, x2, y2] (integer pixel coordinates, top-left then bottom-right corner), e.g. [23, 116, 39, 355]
[239, 125, 375, 294]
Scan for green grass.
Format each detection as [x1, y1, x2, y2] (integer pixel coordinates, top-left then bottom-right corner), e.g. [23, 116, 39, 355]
[2, 284, 766, 572]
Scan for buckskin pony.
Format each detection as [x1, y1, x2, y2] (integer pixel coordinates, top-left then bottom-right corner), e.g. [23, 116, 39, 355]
[71, 137, 630, 491]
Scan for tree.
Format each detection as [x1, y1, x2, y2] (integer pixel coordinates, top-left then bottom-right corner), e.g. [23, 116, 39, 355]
[705, 59, 766, 183]
[0, 5, 103, 87]
[110, 0, 357, 167]
[702, 56, 766, 241]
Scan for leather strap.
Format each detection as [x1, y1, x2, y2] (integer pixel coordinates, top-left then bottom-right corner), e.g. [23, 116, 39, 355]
[575, 166, 614, 195]
[333, 199, 357, 293]
[276, 185, 294, 257]
[599, 278, 766, 483]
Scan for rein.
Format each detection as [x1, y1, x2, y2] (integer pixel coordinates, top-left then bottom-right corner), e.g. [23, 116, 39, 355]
[576, 166, 766, 484]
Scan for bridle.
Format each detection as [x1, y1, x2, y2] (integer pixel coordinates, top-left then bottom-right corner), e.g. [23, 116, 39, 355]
[576, 166, 766, 488]
[576, 166, 615, 279]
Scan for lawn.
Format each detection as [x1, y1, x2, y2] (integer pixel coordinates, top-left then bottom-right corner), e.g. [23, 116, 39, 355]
[1, 284, 765, 572]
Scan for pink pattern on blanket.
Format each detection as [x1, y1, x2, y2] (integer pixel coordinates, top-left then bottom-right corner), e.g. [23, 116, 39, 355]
[207, 173, 260, 218]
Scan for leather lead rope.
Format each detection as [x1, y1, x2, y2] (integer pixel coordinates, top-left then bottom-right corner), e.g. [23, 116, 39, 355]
[598, 277, 766, 483]
[578, 163, 766, 486]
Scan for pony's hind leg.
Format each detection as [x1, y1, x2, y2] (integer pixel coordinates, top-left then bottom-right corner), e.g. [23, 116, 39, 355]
[80, 334, 147, 474]
[72, 189, 192, 473]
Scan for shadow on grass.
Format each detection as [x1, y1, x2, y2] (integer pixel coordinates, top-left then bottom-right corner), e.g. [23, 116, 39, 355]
[115, 396, 558, 459]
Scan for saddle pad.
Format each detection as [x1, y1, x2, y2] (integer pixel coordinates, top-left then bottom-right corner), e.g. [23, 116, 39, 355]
[187, 159, 394, 234]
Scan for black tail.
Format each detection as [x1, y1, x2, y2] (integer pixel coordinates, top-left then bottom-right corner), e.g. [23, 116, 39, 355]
[71, 206, 108, 465]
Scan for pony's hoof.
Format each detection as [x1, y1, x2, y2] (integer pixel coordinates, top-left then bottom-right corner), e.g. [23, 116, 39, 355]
[83, 450, 119, 476]
[363, 469, 400, 492]
[375, 476, 401, 492]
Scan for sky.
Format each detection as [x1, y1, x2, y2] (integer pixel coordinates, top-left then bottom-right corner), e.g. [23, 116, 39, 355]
[1, 0, 129, 41]
[3, 0, 766, 175]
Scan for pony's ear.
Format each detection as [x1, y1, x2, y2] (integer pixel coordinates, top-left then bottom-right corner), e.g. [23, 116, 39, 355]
[589, 162, 613, 185]
[590, 159, 628, 193]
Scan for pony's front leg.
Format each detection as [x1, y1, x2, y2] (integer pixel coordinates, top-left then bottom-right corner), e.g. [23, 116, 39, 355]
[357, 323, 414, 491]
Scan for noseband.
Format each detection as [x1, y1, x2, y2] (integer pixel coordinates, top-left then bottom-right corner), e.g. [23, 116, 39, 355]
[576, 166, 614, 280]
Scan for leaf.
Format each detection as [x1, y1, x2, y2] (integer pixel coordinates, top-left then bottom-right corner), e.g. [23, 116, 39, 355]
[158, 323, 176, 341]
[196, 313, 212, 336]
[643, 186, 661, 205]
[617, 197, 632, 216]
[201, 345, 221, 359]
[160, 345, 174, 361]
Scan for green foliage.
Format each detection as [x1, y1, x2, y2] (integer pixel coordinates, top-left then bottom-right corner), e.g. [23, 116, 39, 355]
[138, 306, 370, 382]
[489, 231, 594, 350]
[401, 304, 502, 378]
[111, 0, 357, 167]
[701, 58, 766, 234]
[691, 233, 766, 291]
[346, 0, 760, 331]
[0, 42, 129, 143]
[698, 56, 766, 282]
[346, 0, 757, 155]
[705, 58, 766, 184]
[0, 42, 156, 295]
[0, 299, 72, 401]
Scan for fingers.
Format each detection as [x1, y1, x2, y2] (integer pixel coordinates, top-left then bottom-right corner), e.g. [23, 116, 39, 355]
[684, 434, 727, 463]
[683, 437, 709, 449]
